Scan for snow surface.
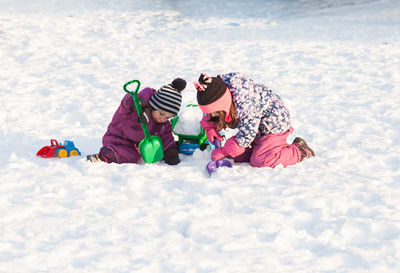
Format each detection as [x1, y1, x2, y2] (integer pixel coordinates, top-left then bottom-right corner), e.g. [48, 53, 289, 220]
[1, 0, 400, 272]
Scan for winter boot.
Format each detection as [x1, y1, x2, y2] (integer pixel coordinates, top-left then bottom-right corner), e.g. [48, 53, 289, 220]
[87, 154, 101, 162]
[293, 137, 315, 161]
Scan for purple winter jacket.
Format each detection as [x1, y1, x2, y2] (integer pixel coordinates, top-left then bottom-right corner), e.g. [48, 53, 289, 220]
[101, 87, 177, 163]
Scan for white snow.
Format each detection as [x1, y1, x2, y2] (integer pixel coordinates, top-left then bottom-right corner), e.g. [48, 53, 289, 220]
[173, 105, 204, 136]
[1, 0, 400, 272]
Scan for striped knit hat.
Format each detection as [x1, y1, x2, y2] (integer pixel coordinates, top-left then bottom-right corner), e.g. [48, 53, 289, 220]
[149, 78, 186, 116]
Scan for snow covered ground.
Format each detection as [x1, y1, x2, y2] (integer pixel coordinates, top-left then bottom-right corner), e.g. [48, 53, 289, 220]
[1, 0, 400, 272]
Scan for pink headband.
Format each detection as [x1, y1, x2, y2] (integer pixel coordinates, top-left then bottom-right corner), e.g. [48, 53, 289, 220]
[198, 87, 232, 122]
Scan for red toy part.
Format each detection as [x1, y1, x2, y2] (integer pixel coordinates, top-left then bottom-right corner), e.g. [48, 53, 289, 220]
[36, 139, 66, 158]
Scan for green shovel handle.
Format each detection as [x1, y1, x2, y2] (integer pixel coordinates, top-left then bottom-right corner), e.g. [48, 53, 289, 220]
[123, 80, 150, 138]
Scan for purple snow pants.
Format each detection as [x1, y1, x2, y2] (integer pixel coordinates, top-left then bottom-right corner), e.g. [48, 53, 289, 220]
[234, 127, 302, 168]
[98, 146, 141, 164]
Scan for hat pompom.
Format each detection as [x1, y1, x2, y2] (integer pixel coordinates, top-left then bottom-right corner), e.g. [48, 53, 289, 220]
[198, 73, 212, 84]
[171, 78, 187, 92]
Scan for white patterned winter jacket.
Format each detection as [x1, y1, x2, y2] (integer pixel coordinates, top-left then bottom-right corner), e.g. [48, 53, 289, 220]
[218, 72, 291, 147]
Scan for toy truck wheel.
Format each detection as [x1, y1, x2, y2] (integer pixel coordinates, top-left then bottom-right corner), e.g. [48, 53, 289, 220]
[69, 150, 79, 156]
[57, 149, 68, 158]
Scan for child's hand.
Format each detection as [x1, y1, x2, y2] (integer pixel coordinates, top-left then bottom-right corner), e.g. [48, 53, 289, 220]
[206, 128, 224, 143]
[211, 137, 245, 161]
[211, 148, 226, 161]
[200, 115, 223, 143]
[164, 147, 180, 165]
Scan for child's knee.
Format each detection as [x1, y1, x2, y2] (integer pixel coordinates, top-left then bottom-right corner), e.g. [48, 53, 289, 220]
[99, 146, 118, 163]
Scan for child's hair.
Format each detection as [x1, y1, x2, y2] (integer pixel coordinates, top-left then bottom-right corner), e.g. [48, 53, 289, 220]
[208, 103, 238, 130]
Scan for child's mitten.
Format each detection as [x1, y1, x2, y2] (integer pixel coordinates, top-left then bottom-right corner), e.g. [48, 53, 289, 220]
[200, 115, 223, 143]
[211, 137, 245, 161]
[211, 147, 226, 161]
[206, 129, 223, 143]
[164, 146, 180, 165]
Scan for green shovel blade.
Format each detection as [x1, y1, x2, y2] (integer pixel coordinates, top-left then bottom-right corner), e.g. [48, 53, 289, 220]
[124, 79, 164, 164]
[139, 135, 164, 163]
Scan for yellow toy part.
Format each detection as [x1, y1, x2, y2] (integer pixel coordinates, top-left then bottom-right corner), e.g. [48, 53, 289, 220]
[57, 149, 68, 158]
[69, 150, 79, 156]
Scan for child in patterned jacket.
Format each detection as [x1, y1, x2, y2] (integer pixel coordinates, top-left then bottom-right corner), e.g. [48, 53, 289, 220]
[194, 72, 314, 168]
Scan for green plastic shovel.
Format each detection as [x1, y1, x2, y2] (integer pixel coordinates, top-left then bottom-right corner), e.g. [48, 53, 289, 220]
[123, 80, 164, 163]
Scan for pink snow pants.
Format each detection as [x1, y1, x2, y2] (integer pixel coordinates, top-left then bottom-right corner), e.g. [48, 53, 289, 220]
[233, 127, 302, 168]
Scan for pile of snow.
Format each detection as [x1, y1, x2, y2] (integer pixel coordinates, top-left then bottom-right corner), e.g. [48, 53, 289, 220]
[173, 104, 204, 136]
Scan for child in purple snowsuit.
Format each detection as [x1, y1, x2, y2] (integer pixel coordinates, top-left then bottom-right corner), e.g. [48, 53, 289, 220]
[194, 73, 314, 168]
[88, 78, 187, 165]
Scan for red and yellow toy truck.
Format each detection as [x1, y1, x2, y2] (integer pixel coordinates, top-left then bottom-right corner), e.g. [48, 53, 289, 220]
[37, 139, 81, 158]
